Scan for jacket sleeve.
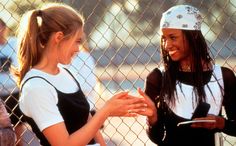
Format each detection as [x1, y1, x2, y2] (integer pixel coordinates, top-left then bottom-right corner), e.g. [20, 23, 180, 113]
[144, 68, 166, 144]
[221, 67, 236, 136]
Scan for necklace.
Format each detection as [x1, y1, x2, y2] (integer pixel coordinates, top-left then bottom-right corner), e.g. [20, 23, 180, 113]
[179, 64, 213, 72]
[179, 65, 192, 72]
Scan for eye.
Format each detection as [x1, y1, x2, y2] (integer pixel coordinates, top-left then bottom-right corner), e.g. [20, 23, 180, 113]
[170, 36, 177, 40]
[76, 39, 82, 44]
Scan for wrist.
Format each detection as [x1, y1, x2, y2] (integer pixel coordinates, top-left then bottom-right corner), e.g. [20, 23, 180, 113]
[147, 112, 158, 126]
[99, 105, 111, 118]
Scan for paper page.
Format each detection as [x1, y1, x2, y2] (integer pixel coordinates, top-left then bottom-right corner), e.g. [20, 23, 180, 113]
[177, 120, 216, 126]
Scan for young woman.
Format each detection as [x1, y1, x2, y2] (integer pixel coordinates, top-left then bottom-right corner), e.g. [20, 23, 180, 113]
[141, 5, 236, 146]
[13, 3, 147, 146]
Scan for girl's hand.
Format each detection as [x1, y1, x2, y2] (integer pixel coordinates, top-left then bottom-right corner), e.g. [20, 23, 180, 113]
[104, 91, 148, 117]
[191, 115, 225, 130]
[137, 88, 158, 125]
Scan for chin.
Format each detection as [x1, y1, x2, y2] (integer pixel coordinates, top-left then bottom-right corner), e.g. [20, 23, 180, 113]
[170, 57, 180, 61]
[60, 59, 71, 65]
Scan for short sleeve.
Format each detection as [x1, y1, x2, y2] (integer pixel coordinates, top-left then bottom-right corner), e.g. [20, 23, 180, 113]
[20, 78, 64, 131]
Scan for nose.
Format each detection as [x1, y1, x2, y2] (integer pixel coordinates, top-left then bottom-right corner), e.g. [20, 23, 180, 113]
[164, 39, 172, 51]
[76, 44, 81, 51]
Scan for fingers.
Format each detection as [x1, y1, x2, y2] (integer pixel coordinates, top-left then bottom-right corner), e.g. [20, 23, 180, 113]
[123, 97, 147, 115]
[191, 120, 216, 130]
[107, 89, 155, 117]
[125, 109, 138, 117]
[191, 115, 224, 130]
[137, 88, 157, 116]
[137, 88, 155, 106]
[113, 91, 129, 99]
[137, 87, 148, 99]
[123, 96, 155, 117]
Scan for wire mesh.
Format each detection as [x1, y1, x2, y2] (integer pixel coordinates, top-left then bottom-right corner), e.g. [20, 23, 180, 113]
[0, 0, 235, 145]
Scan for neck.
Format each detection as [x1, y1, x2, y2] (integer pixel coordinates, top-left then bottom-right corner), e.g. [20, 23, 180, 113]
[33, 53, 59, 75]
[179, 60, 213, 72]
[179, 64, 191, 72]
[179, 61, 192, 72]
[34, 63, 60, 75]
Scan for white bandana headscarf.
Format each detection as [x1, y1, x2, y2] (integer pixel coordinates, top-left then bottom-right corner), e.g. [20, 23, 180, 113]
[160, 5, 203, 30]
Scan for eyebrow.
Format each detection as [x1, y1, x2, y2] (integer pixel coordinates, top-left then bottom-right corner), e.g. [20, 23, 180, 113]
[162, 33, 180, 37]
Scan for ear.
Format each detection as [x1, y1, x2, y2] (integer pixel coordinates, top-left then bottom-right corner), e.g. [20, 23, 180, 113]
[54, 31, 64, 43]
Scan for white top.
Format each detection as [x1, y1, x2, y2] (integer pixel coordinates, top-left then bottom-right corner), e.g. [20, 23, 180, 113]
[168, 65, 224, 119]
[19, 66, 80, 131]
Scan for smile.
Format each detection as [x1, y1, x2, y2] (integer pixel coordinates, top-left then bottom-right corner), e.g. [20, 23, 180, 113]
[169, 50, 178, 55]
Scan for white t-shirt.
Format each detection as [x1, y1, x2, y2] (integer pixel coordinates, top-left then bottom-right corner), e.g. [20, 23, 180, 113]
[19, 67, 80, 131]
[169, 65, 224, 119]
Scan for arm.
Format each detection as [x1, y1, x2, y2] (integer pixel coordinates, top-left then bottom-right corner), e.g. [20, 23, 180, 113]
[221, 67, 236, 136]
[21, 76, 147, 146]
[41, 92, 147, 146]
[143, 68, 166, 144]
[184, 67, 236, 132]
[88, 114, 106, 146]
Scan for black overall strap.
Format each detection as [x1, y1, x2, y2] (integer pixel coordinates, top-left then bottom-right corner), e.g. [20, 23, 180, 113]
[20, 76, 57, 92]
[63, 68, 82, 89]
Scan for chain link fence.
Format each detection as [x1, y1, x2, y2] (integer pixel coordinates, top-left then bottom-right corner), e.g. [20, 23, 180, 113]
[0, 0, 236, 145]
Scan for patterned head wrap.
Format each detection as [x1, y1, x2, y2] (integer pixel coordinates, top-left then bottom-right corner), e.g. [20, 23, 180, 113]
[160, 5, 203, 30]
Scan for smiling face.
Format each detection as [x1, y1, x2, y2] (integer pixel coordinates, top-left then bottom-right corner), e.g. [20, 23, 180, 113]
[57, 28, 84, 65]
[161, 28, 192, 65]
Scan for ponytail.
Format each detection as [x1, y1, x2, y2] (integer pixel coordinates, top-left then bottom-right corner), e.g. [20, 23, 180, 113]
[12, 10, 43, 86]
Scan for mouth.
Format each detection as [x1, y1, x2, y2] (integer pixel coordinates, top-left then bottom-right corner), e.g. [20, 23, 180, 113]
[72, 51, 79, 57]
[168, 50, 178, 55]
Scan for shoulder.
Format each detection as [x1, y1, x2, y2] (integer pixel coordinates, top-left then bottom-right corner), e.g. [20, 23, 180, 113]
[20, 77, 57, 105]
[146, 67, 162, 83]
[21, 70, 56, 94]
[20, 71, 58, 116]
[221, 66, 235, 76]
[220, 66, 236, 83]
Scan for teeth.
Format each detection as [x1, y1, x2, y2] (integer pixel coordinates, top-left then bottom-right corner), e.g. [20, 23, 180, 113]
[169, 50, 177, 55]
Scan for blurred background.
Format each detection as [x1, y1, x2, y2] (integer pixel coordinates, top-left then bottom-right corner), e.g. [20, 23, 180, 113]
[0, 0, 235, 145]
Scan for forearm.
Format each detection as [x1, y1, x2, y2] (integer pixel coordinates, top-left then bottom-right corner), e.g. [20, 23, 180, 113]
[146, 106, 167, 145]
[147, 118, 165, 144]
[66, 107, 109, 146]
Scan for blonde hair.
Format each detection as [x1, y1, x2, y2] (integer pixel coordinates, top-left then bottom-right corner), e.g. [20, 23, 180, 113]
[12, 3, 84, 86]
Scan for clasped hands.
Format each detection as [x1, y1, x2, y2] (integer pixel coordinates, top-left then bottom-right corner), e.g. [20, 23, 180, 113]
[105, 88, 156, 118]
